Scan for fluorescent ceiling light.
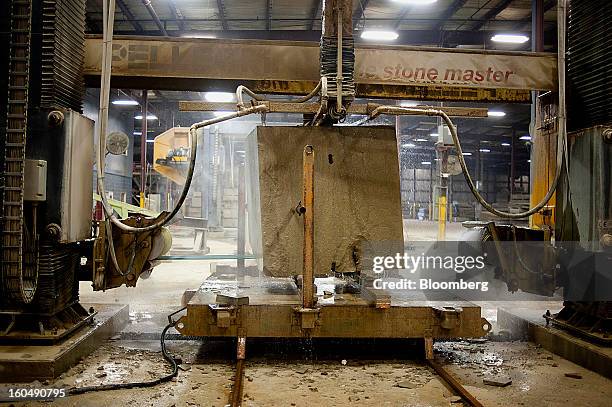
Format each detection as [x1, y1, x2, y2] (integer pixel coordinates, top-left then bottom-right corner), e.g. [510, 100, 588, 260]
[488, 111, 506, 117]
[400, 101, 418, 107]
[205, 92, 234, 103]
[421, 161, 432, 165]
[146, 139, 155, 143]
[479, 148, 491, 153]
[133, 131, 142, 136]
[182, 33, 216, 39]
[393, 0, 438, 4]
[402, 143, 416, 147]
[112, 99, 139, 106]
[520, 135, 532, 141]
[462, 152, 472, 156]
[430, 133, 439, 138]
[415, 138, 428, 142]
[360, 30, 399, 41]
[134, 114, 157, 120]
[491, 34, 529, 44]
[501, 142, 511, 147]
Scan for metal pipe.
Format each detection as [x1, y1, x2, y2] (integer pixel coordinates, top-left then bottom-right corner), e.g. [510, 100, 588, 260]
[141, 0, 169, 36]
[362, 104, 565, 219]
[158, 254, 255, 261]
[302, 145, 315, 309]
[237, 162, 246, 270]
[140, 89, 148, 208]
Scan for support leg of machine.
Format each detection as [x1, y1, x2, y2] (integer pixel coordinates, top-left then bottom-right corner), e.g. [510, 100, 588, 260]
[229, 334, 247, 407]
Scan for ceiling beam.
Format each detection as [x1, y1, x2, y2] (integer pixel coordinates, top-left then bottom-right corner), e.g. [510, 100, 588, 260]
[432, 0, 468, 31]
[216, 0, 229, 30]
[107, 28, 553, 46]
[167, 0, 186, 32]
[308, 0, 321, 30]
[513, 0, 557, 30]
[116, 0, 144, 32]
[471, 0, 514, 31]
[394, 6, 413, 30]
[353, 0, 370, 30]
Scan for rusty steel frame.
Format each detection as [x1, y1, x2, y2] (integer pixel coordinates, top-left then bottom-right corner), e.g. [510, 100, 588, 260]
[178, 101, 488, 118]
[175, 296, 491, 339]
[301, 145, 315, 309]
[229, 335, 246, 407]
[83, 36, 555, 102]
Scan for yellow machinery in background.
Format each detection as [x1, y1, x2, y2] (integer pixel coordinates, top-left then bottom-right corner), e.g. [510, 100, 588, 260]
[153, 127, 191, 185]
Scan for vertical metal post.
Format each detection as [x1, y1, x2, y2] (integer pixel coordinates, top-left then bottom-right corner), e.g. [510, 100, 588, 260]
[237, 162, 246, 270]
[302, 145, 315, 309]
[336, 4, 343, 113]
[437, 148, 448, 241]
[140, 89, 148, 208]
[511, 128, 516, 197]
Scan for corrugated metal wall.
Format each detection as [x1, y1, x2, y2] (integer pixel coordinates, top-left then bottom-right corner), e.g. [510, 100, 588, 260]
[567, 0, 612, 130]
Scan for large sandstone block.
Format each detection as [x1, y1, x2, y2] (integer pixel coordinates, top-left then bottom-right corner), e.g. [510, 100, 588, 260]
[247, 126, 403, 277]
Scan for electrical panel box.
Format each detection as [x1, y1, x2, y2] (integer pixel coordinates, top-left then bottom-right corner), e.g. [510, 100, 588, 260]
[24, 159, 47, 202]
[60, 110, 94, 243]
[438, 124, 457, 146]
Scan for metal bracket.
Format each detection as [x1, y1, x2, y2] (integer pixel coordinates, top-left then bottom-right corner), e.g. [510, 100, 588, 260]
[293, 307, 320, 330]
[433, 306, 463, 330]
[598, 219, 612, 247]
[209, 304, 238, 329]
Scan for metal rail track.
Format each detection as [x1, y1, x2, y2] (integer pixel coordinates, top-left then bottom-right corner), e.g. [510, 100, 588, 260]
[428, 358, 484, 407]
[2, 0, 37, 304]
[225, 343, 484, 407]
[228, 359, 245, 407]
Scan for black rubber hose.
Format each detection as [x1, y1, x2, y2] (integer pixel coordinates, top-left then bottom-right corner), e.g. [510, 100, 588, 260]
[67, 322, 179, 395]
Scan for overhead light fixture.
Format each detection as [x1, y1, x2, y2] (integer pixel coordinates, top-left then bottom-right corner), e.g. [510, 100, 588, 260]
[430, 133, 439, 138]
[182, 33, 217, 39]
[205, 92, 234, 103]
[501, 142, 511, 147]
[488, 111, 506, 117]
[528, 159, 532, 163]
[415, 138, 428, 142]
[491, 34, 529, 44]
[479, 148, 491, 153]
[520, 135, 532, 141]
[112, 99, 139, 106]
[421, 161, 432, 165]
[133, 131, 142, 136]
[146, 139, 155, 143]
[360, 30, 399, 41]
[402, 143, 416, 148]
[135, 114, 157, 120]
[393, 0, 438, 4]
[400, 101, 418, 107]
[462, 152, 472, 156]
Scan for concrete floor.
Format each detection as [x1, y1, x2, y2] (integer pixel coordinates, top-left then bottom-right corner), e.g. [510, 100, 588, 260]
[8, 220, 611, 406]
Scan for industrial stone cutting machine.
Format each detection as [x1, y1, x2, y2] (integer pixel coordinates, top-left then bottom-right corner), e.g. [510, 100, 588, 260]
[1, 0, 610, 386]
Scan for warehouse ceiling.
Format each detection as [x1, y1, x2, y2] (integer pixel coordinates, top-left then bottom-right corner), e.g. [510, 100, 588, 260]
[86, 0, 553, 174]
[85, 0, 558, 49]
